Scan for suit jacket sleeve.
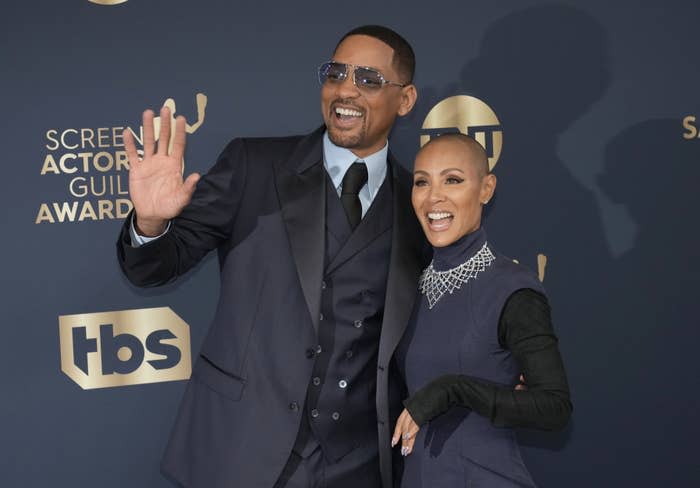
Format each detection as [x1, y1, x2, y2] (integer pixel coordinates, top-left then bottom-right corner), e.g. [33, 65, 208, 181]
[116, 138, 249, 287]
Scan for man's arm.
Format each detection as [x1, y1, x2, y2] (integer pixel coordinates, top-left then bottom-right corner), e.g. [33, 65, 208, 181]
[117, 106, 246, 286]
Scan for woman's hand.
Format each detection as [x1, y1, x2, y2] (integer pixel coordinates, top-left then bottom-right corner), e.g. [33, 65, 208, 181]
[392, 408, 420, 456]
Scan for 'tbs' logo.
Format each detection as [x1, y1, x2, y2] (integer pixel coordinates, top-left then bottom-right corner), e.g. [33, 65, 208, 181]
[60, 307, 191, 389]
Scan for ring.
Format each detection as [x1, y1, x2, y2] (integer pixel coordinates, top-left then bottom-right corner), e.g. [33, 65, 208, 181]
[402, 433, 411, 440]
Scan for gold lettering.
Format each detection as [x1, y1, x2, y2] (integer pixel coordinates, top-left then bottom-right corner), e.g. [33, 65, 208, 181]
[116, 198, 133, 218]
[97, 127, 110, 148]
[69, 177, 88, 198]
[127, 126, 143, 146]
[60, 129, 79, 150]
[59, 153, 78, 174]
[53, 202, 79, 222]
[115, 150, 130, 171]
[116, 174, 129, 195]
[81, 128, 95, 149]
[112, 126, 124, 147]
[537, 254, 547, 282]
[78, 201, 98, 221]
[94, 151, 113, 172]
[682, 115, 697, 140]
[90, 176, 107, 197]
[46, 129, 60, 151]
[41, 154, 60, 175]
[77, 152, 92, 172]
[98, 199, 115, 219]
[35, 203, 55, 224]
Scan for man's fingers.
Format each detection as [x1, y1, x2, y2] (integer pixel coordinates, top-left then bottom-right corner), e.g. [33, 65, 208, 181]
[142, 110, 155, 157]
[123, 128, 140, 167]
[157, 105, 171, 156]
[171, 116, 187, 161]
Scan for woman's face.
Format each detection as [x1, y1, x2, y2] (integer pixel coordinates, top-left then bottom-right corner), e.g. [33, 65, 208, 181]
[412, 139, 496, 248]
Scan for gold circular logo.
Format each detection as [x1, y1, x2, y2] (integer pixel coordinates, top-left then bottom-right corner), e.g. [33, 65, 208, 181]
[88, 0, 128, 5]
[421, 95, 503, 171]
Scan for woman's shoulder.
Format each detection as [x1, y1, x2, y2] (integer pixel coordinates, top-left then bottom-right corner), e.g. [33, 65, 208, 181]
[483, 247, 546, 296]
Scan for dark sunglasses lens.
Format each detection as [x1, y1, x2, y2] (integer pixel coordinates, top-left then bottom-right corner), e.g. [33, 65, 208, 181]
[319, 62, 347, 84]
[354, 68, 384, 90]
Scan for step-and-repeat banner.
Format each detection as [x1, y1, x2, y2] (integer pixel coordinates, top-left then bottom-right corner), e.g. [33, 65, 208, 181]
[3, 0, 698, 486]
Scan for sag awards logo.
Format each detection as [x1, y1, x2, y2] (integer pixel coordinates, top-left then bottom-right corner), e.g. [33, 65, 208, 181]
[422, 95, 547, 281]
[59, 307, 192, 390]
[36, 93, 207, 224]
[682, 115, 700, 140]
[420, 95, 503, 171]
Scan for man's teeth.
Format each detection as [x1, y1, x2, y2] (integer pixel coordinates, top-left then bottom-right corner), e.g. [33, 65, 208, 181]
[335, 107, 363, 117]
[428, 212, 453, 220]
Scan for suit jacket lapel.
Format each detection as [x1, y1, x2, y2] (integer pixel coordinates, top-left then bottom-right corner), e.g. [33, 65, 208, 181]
[378, 154, 425, 368]
[274, 128, 326, 335]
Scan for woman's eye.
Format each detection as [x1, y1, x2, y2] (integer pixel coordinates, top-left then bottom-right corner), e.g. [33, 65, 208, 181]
[445, 177, 464, 184]
[413, 179, 427, 187]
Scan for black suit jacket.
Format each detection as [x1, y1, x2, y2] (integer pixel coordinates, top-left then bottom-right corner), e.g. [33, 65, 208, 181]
[117, 127, 424, 487]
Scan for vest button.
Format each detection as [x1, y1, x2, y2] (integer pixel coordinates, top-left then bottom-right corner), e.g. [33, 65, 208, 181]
[332, 412, 340, 421]
[345, 350, 353, 359]
[311, 409, 319, 418]
[319, 313, 324, 321]
[289, 402, 299, 411]
[305, 348, 315, 358]
[321, 280, 327, 290]
[354, 319, 363, 328]
[312, 376, 321, 386]
[316, 345, 322, 354]
[338, 380, 348, 389]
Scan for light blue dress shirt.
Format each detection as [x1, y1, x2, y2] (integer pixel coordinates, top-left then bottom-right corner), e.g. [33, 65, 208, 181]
[322, 131, 388, 218]
[131, 131, 389, 245]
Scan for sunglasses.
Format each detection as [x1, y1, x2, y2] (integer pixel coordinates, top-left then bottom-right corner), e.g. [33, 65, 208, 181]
[318, 61, 407, 94]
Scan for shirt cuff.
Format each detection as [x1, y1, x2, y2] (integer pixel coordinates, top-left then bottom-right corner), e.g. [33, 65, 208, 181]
[129, 215, 170, 247]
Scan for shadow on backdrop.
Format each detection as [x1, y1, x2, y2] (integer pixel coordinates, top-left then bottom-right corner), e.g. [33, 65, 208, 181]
[593, 118, 700, 486]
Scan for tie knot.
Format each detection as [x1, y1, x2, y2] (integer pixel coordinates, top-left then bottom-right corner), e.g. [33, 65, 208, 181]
[341, 161, 368, 196]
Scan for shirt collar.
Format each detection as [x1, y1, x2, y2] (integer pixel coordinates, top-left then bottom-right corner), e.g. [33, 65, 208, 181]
[322, 131, 388, 199]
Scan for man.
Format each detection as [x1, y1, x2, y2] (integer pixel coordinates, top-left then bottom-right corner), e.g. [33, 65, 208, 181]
[117, 25, 424, 488]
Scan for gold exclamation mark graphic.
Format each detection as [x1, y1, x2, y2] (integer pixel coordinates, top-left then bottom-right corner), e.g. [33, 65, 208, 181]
[537, 254, 548, 282]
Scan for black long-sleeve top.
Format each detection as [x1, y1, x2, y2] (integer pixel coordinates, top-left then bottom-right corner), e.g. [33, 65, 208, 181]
[404, 287, 572, 431]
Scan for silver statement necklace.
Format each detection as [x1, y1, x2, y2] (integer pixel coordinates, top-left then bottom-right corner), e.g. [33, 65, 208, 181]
[419, 242, 496, 309]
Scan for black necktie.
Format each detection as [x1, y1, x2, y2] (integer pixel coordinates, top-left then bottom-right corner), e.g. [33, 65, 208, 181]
[340, 161, 368, 230]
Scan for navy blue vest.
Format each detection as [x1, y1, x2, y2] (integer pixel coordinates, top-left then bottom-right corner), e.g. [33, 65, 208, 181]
[398, 228, 545, 487]
[295, 172, 393, 462]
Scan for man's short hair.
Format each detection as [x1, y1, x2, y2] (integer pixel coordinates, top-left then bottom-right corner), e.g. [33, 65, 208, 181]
[336, 25, 416, 84]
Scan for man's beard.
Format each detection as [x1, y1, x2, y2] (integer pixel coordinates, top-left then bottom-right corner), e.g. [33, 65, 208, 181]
[327, 124, 365, 149]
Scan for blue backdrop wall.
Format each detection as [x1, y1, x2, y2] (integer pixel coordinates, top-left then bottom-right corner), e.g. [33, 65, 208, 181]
[2, 0, 699, 486]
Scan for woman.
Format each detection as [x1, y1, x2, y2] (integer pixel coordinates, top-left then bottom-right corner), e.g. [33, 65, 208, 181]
[392, 134, 572, 487]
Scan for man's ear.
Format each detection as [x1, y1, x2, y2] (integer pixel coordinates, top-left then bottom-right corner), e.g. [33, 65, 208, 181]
[398, 84, 418, 117]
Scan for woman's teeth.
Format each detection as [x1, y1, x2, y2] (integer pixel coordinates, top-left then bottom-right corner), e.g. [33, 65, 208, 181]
[428, 212, 453, 222]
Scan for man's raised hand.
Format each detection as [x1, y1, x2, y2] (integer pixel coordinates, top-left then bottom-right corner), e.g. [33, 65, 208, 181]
[123, 106, 200, 237]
